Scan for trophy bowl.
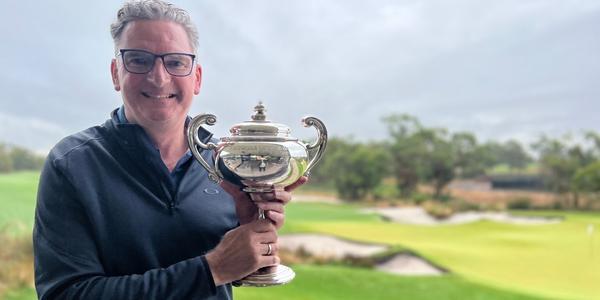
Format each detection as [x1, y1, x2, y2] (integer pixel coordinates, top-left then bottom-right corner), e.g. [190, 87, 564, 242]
[187, 102, 327, 287]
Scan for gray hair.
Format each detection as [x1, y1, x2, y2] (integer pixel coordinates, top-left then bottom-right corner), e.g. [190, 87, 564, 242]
[110, 0, 199, 54]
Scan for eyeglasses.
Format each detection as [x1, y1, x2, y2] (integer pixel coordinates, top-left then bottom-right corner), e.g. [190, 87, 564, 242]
[118, 49, 196, 77]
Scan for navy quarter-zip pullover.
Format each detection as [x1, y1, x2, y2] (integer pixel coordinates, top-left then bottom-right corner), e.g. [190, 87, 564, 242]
[33, 110, 238, 299]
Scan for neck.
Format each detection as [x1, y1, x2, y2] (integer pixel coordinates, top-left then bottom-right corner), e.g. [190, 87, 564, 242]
[139, 119, 188, 172]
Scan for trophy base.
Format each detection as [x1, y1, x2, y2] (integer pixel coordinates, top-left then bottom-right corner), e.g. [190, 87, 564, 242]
[232, 264, 295, 287]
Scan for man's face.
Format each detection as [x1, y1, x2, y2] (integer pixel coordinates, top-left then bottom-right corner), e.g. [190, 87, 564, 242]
[110, 20, 201, 127]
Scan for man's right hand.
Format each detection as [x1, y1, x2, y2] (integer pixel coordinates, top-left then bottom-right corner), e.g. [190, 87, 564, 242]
[205, 219, 279, 286]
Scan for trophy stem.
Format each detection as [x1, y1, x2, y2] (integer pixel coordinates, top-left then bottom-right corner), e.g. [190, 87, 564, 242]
[232, 203, 296, 287]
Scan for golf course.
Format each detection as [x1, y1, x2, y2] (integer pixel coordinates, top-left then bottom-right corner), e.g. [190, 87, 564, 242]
[1, 171, 599, 299]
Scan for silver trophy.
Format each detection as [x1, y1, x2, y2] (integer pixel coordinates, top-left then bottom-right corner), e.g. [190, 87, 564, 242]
[187, 102, 327, 287]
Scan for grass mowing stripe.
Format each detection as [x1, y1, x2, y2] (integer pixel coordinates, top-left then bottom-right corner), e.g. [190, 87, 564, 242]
[234, 264, 543, 300]
[283, 203, 600, 300]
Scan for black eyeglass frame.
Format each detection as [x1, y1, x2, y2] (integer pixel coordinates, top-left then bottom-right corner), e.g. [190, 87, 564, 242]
[118, 49, 196, 77]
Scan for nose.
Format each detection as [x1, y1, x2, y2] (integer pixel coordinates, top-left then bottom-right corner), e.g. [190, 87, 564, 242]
[146, 58, 171, 87]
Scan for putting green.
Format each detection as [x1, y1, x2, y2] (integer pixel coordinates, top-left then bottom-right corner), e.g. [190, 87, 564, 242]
[283, 202, 600, 300]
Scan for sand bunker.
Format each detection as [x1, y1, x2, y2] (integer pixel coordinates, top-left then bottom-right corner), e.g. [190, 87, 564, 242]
[376, 254, 444, 276]
[279, 233, 444, 275]
[364, 207, 562, 225]
[279, 234, 386, 258]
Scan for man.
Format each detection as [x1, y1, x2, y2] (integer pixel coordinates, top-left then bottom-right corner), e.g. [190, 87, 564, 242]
[33, 1, 305, 299]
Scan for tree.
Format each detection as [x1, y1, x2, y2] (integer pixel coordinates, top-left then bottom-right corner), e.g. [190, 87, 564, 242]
[481, 140, 532, 171]
[451, 132, 490, 178]
[532, 135, 595, 208]
[10, 146, 44, 170]
[501, 140, 532, 170]
[308, 138, 389, 200]
[331, 143, 388, 200]
[573, 161, 600, 193]
[306, 137, 348, 186]
[384, 115, 469, 199]
[383, 114, 423, 198]
[0, 144, 13, 172]
[418, 128, 455, 199]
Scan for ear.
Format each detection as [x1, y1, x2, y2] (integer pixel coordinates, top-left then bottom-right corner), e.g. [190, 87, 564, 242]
[111, 59, 121, 91]
[193, 64, 202, 95]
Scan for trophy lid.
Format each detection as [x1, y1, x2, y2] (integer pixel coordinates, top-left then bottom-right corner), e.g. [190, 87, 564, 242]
[228, 102, 293, 139]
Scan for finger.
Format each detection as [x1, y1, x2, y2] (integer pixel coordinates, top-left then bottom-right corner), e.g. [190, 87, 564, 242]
[273, 189, 292, 204]
[255, 202, 284, 213]
[285, 176, 308, 192]
[259, 255, 281, 267]
[266, 210, 285, 228]
[253, 218, 277, 233]
[257, 230, 277, 244]
[261, 242, 278, 256]
[249, 192, 276, 202]
[253, 232, 277, 250]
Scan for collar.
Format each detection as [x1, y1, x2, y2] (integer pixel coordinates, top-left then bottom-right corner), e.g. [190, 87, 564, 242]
[106, 108, 213, 152]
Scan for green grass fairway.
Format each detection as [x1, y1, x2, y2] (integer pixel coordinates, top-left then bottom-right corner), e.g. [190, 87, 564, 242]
[2, 172, 599, 299]
[235, 265, 542, 300]
[2, 287, 36, 300]
[0, 172, 39, 233]
[1, 267, 540, 300]
[283, 202, 600, 300]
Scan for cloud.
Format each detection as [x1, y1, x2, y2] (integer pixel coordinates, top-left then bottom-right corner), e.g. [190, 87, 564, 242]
[0, 0, 599, 150]
[0, 112, 69, 153]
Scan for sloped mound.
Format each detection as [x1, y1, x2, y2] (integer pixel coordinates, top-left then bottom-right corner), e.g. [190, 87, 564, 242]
[279, 233, 386, 258]
[376, 253, 444, 276]
[279, 233, 445, 276]
[365, 207, 562, 225]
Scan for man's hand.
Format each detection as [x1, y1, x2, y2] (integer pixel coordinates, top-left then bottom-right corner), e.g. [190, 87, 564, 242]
[205, 219, 279, 285]
[220, 176, 308, 227]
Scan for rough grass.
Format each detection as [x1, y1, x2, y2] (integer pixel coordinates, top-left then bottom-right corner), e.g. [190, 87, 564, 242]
[0, 230, 34, 300]
[0, 172, 38, 300]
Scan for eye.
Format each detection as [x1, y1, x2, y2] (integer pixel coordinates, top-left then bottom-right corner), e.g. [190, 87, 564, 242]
[165, 55, 192, 69]
[165, 60, 185, 68]
[127, 56, 152, 66]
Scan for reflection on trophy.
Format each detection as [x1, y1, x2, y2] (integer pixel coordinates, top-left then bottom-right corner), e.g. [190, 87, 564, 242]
[187, 102, 328, 287]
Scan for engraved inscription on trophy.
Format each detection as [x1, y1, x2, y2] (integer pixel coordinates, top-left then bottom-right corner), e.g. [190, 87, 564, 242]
[221, 143, 291, 178]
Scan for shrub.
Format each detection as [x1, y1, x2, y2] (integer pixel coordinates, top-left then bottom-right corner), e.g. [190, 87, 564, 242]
[451, 199, 481, 212]
[507, 197, 533, 210]
[0, 225, 34, 298]
[411, 192, 429, 204]
[422, 201, 455, 219]
[372, 184, 400, 200]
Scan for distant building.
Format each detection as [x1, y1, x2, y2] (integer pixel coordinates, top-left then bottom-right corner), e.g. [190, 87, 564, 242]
[487, 174, 545, 190]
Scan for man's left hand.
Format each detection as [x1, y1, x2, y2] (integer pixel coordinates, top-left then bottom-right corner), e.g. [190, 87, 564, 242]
[220, 176, 308, 228]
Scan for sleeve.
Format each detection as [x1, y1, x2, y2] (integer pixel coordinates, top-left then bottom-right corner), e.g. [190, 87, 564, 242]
[33, 156, 219, 300]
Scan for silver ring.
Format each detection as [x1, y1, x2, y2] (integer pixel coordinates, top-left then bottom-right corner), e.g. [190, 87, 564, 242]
[265, 243, 273, 256]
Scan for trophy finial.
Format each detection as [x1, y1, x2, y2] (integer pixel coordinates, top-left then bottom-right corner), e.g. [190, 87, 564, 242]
[251, 101, 267, 121]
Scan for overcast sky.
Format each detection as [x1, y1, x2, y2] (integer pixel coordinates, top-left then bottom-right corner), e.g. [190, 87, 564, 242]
[1, 0, 598, 153]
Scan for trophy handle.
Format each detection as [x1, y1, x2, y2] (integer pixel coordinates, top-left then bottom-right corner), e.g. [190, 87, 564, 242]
[302, 116, 328, 176]
[187, 114, 223, 183]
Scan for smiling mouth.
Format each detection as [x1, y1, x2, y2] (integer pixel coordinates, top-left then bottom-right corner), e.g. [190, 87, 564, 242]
[141, 92, 177, 99]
